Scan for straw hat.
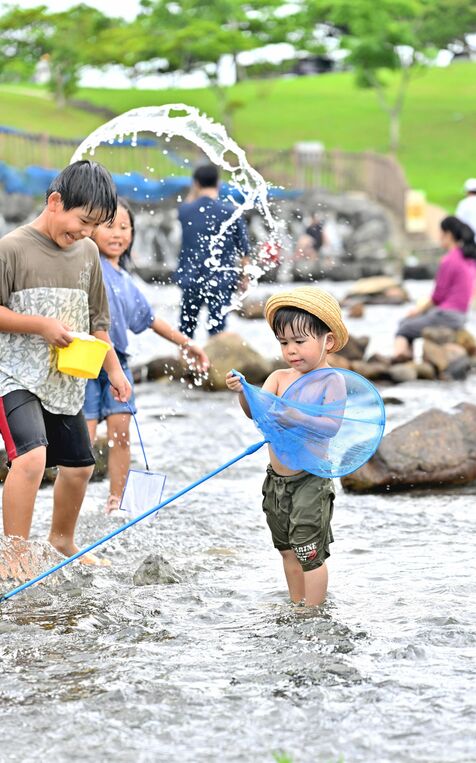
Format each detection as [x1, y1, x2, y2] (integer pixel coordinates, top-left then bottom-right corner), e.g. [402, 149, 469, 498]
[264, 286, 349, 353]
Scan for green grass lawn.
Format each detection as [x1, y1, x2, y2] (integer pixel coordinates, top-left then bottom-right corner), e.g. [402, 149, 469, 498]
[1, 62, 476, 210]
[0, 84, 100, 139]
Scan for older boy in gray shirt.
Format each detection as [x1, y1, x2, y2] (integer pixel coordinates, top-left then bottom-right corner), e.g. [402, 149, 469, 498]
[0, 160, 131, 574]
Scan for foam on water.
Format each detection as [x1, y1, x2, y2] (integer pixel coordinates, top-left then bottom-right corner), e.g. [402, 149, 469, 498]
[0, 536, 79, 589]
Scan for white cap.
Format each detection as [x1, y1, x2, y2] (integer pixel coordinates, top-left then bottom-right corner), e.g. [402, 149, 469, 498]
[464, 178, 476, 192]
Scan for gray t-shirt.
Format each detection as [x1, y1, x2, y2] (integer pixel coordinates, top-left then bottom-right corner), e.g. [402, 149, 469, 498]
[0, 224, 110, 414]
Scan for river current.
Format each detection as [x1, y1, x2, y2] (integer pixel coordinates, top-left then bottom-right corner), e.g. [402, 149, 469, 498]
[1, 280, 475, 763]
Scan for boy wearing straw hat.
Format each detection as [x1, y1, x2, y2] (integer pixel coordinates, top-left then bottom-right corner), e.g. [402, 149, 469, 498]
[226, 286, 348, 607]
[0, 161, 131, 576]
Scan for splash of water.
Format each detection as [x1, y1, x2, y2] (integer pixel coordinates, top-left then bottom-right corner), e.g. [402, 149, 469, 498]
[0, 537, 62, 586]
[70, 103, 277, 260]
[70, 103, 286, 343]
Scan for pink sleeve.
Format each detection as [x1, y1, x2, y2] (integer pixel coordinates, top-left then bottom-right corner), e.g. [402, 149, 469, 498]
[431, 255, 454, 306]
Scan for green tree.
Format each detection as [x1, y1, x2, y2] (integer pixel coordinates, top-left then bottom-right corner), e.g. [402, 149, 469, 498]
[128, 0, 295, 131]
[0, 3, 120, 106]
[417, 0, 476, 54]
[0, 5, 47, 84]
[137, 0, 289, 79]
[303, 0, 476, 153]
[42, 4, 121, 106]
[312, 0, 433, 153]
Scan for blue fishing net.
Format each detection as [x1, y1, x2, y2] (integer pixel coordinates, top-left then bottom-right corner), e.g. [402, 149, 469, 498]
[234, 367, 386, 478]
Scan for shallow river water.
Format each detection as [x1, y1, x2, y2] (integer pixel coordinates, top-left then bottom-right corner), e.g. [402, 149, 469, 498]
[1, 281, 475, 763]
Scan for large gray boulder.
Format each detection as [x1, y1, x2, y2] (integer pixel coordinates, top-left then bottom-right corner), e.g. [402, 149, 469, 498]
[341, 402, 476, 492]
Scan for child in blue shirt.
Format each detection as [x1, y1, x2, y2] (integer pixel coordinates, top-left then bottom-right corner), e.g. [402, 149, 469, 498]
[84, 198, 209, 513]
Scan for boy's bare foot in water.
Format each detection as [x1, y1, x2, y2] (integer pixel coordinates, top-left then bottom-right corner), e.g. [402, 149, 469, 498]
[48, 536, 111, 567]
[79, 552, 111, 567]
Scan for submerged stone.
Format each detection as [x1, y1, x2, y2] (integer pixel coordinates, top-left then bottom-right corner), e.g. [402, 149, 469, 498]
[133, 554, 181, 586]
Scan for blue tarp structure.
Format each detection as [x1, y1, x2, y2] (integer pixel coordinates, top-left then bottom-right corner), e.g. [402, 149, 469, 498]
[0, 160, 300, 203]
[0, 123, 301, 202]
[0, 163, 58, 195]
[0, 124, 157, 146]
[0, 161, 188, 201]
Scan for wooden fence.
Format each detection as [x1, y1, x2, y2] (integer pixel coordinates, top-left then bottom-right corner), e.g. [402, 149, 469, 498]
[247, 145, 409, 221]
[0, 128, 409, 221]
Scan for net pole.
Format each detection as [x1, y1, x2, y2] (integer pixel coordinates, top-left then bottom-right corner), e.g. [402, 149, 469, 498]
[1, 440, 266, 603]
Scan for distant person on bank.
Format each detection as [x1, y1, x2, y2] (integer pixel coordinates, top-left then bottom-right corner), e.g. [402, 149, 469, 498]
[456, 178, 476, 239]
[393, 216, 476, 362]
[174, 164, 250, 339]
[293, 213, 327, 263]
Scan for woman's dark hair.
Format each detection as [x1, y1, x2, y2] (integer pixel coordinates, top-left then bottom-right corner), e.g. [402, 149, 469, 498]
[272, 307, 330, 338]
[116, 197, 135, 270]
[46, 160, 117, 224]
[441, 215, 476, 260]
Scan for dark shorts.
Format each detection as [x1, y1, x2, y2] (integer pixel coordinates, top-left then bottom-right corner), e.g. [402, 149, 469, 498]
[262, 466, 335, 572]
[83, 351, 136, 422]
[396, 308, 465, 342]
[0, 389, 95, 468]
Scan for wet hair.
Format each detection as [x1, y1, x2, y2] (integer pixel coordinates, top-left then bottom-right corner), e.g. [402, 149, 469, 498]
[272, 307, 330, 339]
[115, 197, 135, 270]
[46, 160, 117, 224]
[193, 163, 219, 188]
[441, 215, 476, 260]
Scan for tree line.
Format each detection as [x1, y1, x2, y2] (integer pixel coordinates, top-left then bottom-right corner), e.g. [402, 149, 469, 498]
[0, 0, 475, 151]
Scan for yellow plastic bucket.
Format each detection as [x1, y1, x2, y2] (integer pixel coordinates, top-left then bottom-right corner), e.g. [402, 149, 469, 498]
[57, 333, 110, 379]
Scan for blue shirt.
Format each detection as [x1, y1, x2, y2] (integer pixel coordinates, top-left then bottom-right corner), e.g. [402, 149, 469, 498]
[100, 256, 154, 355]
[175, 195, 249, 289]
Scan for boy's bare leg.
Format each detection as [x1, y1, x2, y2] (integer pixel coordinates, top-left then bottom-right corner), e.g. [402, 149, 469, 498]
[1, 447, 46, 580]
[106, 413, 131, 497]
[304, 563, 328, 606]
[48, 465, 94, 556]
[280, 549, 305, 603]
[2, 447, 46, 538]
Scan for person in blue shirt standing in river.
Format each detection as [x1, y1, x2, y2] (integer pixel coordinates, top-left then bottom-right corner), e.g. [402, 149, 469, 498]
[175, 164, 251, 339]
[84, 198, 209, 514]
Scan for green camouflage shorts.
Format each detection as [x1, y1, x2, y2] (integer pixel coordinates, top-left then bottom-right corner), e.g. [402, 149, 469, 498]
[262, 466, 335, 572]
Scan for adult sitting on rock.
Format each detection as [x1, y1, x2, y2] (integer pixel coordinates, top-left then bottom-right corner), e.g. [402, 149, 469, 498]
[392, 216, 476, 362]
